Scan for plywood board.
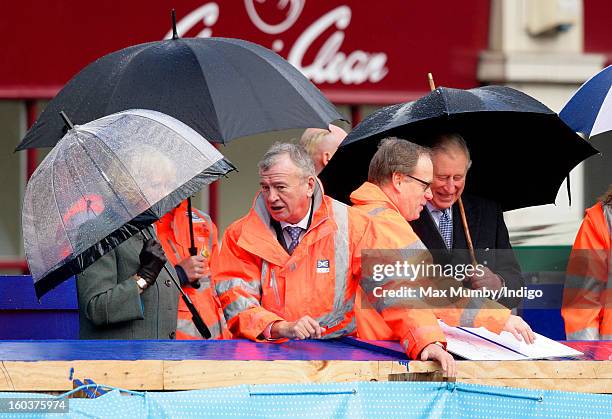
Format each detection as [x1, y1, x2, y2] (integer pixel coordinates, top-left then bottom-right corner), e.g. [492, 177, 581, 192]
[0, 360, 163, 391]
[163, 360, 408, 390]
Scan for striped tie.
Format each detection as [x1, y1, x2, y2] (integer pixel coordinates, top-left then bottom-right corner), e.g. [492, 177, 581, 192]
[439, 209, 453, 249]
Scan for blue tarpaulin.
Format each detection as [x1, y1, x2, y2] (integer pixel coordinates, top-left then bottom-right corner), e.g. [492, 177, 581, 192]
[1, 381, 610, 418]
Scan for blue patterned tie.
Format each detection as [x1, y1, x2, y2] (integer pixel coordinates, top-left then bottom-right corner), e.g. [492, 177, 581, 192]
[284, 226, 303, 255]
[439, 209, 453, 249]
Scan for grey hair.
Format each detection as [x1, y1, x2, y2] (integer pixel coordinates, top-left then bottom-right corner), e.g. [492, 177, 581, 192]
[368, 137, 432, 186]
[258, 142, 316, 178]
[429, 133, 472, 170]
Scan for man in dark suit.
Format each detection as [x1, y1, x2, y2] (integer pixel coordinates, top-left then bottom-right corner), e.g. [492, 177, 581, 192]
[409, 133, 523, 308]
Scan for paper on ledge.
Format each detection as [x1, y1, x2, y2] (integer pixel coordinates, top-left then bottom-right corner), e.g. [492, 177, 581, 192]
[439, 321, 583, 360]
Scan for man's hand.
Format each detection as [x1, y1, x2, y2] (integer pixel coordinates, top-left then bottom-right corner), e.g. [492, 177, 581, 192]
[271, 315, 326, 339]
[420, 343, 456, 377]
[503, 315, 536, 344]
[177, 255, 208, 283]
[138, 239, 167, 285]
[468, 267, 503, 291]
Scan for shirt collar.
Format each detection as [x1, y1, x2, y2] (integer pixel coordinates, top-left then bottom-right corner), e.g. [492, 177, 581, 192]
[426, 201, 452, 225]
[280, 202, 312, 231]
[426, 201, 444, 214]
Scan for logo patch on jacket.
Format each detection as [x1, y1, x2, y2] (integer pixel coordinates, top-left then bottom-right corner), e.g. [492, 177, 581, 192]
[316, 259, 330, 273]
[184, 210, 205, 223]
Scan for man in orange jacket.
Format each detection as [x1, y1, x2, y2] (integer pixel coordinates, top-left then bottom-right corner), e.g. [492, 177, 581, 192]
[562, 185, 612, 340]
[350, 138, 534, 346]
[213, 142, 456, 375]
[156, 200, 230, 339]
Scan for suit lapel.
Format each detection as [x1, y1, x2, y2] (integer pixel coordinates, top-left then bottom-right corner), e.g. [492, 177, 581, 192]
[412, 208, 451, 254]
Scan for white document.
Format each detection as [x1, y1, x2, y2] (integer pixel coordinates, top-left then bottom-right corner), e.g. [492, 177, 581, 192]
[438, 321, 583, 360]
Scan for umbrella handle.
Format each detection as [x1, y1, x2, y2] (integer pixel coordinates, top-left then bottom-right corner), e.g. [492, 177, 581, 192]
[186, 197, 201, 289]
[142, 229, 211, 339]
[457, 197, 478, 266]
[427, 73, 436, 91]
[427, 74, 478, 267]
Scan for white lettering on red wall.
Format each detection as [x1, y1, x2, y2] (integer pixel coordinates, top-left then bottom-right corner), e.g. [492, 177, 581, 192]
[166, 1, 389, 86]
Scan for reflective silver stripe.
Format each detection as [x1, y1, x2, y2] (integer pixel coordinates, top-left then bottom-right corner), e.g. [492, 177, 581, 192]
[459, 296, 483, 327]
[270, 269, 281, 306]
[368, 207, 387, 217]
[567, 327, 600, 340]
[176, 318, 223, 339]
[604, 204, 612, 236]
[215, 277, 261, 297]
[601, 334, 612, 340]
[198, 211, 214, 252]
[403, 240, 428, 250]
[601, 205, 612, 297]
[317, 200, 351, 328]
[254, 193, 271, 225]
[401, 338, 410, 353]
[261, 261, 269, 284]
[166, 240, 181, 263]
[224, 295, 261, 322]
[322, 316, 357, 339]
[196, 276, 212, 290]
[186, 276, 212, 296]
[565, 275, 605, 295]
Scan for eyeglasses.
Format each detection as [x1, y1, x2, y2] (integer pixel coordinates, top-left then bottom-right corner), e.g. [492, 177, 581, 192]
[404, 174, 432, 192]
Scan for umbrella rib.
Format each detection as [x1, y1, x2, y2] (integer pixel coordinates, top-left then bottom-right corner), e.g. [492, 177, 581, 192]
[116, 111, 219, 166]
[184, 42, 225, 142]
[49, 147, 72, 254]
[75, 126, 149, 217]
[192, 39, 329, 139]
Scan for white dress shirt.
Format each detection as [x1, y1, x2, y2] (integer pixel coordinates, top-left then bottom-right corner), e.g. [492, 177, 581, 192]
[280, 203, 312, 247]
[426, 201, 453, 228]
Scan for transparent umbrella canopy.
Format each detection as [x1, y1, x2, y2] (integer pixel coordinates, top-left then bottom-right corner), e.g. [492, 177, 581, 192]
[22, 109, 235, 298]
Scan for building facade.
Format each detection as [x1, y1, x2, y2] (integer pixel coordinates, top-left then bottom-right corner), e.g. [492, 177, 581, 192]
[0, 0, 610, 272]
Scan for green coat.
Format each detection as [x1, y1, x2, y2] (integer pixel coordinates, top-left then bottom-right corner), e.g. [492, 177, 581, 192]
[77, 232, 179, 339]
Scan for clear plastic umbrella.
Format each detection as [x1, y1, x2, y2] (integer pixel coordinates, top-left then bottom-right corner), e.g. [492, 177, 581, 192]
[22, 109, 235, 298]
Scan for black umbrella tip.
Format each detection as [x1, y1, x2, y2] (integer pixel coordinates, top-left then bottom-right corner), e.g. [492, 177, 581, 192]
[171, 9, 179, 39]
[59, 111, 75, 130]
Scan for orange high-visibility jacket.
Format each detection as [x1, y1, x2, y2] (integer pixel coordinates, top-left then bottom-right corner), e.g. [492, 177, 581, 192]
[213, 183, 446, 359]
[562, 201, 612, 340]
[350, 182, 510, 337]
[156, 200, 230, 339]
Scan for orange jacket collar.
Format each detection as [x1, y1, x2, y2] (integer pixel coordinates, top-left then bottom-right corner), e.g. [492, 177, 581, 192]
[350, 181, 402, 214]
[238, 181, 337, 265]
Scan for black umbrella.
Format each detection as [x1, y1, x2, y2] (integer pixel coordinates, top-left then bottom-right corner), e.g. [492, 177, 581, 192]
[17, 13, 344, 288]
[16, 21, 342, 150]
[320, 85, 599, 212]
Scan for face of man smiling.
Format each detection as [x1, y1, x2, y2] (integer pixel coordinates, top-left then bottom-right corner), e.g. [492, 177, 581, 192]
[259, 154, 315, 224]
[430, 146, 469, 210]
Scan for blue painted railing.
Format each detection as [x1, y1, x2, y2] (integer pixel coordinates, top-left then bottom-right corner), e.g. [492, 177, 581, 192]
[0, 275, 78, 339]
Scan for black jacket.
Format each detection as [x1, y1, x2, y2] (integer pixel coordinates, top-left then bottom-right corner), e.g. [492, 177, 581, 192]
[409, 194, 523, 308]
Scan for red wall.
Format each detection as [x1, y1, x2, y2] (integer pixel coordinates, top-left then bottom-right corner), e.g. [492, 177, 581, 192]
[584, 0, 612, 65]
[1, 1, 491, 103]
